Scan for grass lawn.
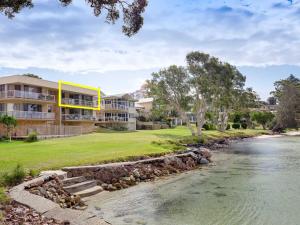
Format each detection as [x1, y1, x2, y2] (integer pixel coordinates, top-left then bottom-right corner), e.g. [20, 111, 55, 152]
[0, 127, 269, 175]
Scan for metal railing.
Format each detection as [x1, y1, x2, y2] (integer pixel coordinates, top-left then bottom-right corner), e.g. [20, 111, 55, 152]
[61, 98, 98, 108]
[0, 111, 55, 120]
[62, 114, 96, 121]
[0, 90, 55, 102]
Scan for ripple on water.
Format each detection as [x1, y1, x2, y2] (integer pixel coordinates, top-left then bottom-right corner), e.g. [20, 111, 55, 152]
[89, 136, 300, 225]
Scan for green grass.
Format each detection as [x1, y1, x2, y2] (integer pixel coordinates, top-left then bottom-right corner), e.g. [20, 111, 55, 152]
[0, 127, 268, 175]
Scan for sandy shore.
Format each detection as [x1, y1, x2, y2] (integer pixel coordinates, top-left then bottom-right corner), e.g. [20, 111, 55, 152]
[254, 130, 300, 139]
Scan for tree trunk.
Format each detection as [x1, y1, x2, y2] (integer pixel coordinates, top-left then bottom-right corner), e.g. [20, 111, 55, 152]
[178, 109, 196, 136]
[218, 110, 229, 132]
[195, 100, 207, 137]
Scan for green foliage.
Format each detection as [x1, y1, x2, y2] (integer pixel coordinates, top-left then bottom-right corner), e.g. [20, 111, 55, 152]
[28, 169, 38, 177]
[232, 123, 241, 129]
[202, 123, 216, 130]
[0, 115, 17, 142]
[2, 164, 26, 186]
[25, 131, 38, 142]
[0, 0, 148, 37]
[241, 123, 248, 129]
[0, 187, 9, 204]
[272, 75, 300, 129]
[226, 124, 231, 130]
[251, 111, 275, 130]
[22, 73, 42, 79]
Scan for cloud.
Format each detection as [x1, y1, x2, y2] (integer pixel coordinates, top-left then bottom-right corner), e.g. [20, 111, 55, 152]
[0, 0, 300, 74]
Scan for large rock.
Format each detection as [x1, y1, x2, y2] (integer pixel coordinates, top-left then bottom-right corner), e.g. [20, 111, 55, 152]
[199, 158, 209, 165]
[199, 148, 212, 159]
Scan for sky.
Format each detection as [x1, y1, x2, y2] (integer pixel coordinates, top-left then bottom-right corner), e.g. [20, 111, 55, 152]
[1, 0, 300, 100]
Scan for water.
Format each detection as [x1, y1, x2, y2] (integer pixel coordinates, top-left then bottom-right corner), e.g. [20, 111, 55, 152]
[88, 136, 300, 225]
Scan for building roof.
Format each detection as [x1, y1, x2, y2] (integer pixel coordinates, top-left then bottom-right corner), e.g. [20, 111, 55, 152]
[102, 93, 136, 101]
[137, 98, 153, 103]
[0, 75, 99, 96]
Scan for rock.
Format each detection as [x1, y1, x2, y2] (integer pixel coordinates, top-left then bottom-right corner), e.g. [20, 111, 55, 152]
[101, 183, 108, 189]
[132, 169, 140, 178]
[199, 148, 212, 159]
[107, 184, 117, 191]
[199, 158, 209, 164]
[114, 182, 123, 189]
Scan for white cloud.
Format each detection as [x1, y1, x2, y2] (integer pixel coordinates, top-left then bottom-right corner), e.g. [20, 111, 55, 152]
[1, 0, 300, 74]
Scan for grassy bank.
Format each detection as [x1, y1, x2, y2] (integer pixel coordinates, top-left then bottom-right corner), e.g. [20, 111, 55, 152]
[0, 127, 269, 175]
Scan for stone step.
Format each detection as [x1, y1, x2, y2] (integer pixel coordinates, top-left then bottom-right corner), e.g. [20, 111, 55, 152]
[62, 176, 86, 187]
[73, 186, 103, 198]
[63, 180, 97, 194]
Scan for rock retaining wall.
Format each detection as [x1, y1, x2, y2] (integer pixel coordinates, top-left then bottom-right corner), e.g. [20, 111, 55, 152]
[63, 148, 212, 191]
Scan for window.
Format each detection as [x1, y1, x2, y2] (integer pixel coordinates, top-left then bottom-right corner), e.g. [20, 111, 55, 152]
[15, 85, 21, 91]
[0, 85, 5, 92]
[23, 104, 42, 112]
[0, 104, 5, 112]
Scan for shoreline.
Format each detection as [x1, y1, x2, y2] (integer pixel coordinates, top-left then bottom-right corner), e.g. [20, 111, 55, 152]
[3, 130, 295, 225]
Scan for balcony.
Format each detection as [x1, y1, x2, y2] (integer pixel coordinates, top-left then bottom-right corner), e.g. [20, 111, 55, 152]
[0, 90, 55, 102]
[98, 116, 128, 122]
[0, 111, 55, 120]
[102, 104, 130, 111]
[62, 114, 96, 121]
[62, 98, 98, 108]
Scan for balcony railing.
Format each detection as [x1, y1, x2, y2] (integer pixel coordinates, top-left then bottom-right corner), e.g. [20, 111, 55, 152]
[0, 90, 56, 102]
[61, 98, 98, 108]
[102, 104, 131, 111]
[62, 114, 96, 121]
[98, 116, 128, 122]
[0, 111, 55, 120]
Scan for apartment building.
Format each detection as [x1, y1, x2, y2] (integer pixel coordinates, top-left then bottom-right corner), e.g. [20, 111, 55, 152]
[0, 75, 99, 137]
[97, 94, 137, 131]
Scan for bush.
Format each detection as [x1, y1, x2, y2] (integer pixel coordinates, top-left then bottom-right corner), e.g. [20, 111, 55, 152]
[202, 123, 210, 130]
[202, 123, 216, 130]
[2, 164, 26, 186]
[226, 124, 231, 130]
[241, 123, 248, 129]
[232, 123, 241, 129]
[0, 187, 9, 204]
[25, 131, 38, 142]
[29, 169, 38, 177]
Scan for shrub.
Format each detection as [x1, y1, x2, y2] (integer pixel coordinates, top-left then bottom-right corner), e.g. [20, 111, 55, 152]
[241, 123, 248, 129]
[226, 124, 231, 130]
[202, 123, 210, 130]
[203, 123, 216, 130]
[2, 164, 26, 186]
[0, 187, 9, 204]
[25, 131, 38, 142]
[232, 123, 241, 129]
[29, 169, 38, 177]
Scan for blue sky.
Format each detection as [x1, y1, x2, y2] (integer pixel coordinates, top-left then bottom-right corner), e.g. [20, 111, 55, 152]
[0, 0, 300, 99]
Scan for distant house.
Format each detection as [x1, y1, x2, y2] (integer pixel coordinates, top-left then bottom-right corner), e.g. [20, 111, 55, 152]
[97, 94, 137, 131]
[135, 98, 153, 119]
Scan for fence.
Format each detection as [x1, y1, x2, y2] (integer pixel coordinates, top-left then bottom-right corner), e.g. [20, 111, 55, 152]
[3, 125, 96, 138]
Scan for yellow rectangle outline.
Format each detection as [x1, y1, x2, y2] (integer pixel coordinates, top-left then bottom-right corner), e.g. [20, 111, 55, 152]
[58, 80, 101, 110]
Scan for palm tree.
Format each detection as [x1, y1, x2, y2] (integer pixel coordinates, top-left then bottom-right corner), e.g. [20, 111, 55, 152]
[0, 115, 17, 142]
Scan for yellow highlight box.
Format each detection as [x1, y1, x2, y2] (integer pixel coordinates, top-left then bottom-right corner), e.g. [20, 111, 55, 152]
[58, 80, 101, 110]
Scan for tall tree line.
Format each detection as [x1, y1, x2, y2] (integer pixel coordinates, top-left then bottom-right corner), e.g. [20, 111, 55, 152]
[147, 51, 254, 137]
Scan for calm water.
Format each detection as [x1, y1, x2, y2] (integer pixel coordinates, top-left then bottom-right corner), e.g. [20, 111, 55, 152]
[88, 136, 300, 225]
